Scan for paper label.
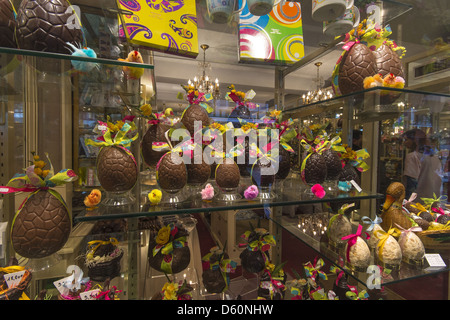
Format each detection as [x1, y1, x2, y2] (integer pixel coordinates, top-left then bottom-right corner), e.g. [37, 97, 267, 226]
[0, 221, 6, 259]
[350, 179, 362, 192]
[4, 270, 26, 288]
[80, 289, 100, 300]
[425, 253, 446, 268]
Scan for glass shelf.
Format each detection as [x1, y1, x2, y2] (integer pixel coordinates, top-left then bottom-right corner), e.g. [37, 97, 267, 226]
[0, 46, 153, 70]
[272, 213, 450, 287]
[73, 179, 383, 223]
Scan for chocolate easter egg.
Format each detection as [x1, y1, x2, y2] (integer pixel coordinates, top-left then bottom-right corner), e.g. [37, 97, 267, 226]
[0, 0, 17, 48]
[215, 161, 240, 189]
[303, 152, 327, 185]
[323, 149, 342, 180]
[338, 43, 377, 95]
[157, 151, 187, 191]
[228, 105, 251, 127]
[16, 0, 83, 54]
[187, 146, 210, 185]
[373, 44, 404, 78]
[181, 104, 210, 136]
[97, 145, 138, 192]
[11, 189, 71, 259]
[276, 146, 291, 180]
[251, 159, 276, 188]
[141, 123, 170, 167]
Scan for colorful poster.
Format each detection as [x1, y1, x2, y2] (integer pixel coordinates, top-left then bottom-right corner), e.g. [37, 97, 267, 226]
[239, 0, 305, 65]
[117, 0, 199, 58]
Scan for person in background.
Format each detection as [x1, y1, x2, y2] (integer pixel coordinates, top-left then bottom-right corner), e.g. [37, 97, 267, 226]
[402, 129, 426, 200]
[416, 140, 443, 201]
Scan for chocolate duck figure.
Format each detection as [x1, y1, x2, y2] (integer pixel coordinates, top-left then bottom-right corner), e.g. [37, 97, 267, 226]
[379, 182, 413, 232]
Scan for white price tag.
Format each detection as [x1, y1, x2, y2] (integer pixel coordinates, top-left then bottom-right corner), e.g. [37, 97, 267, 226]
[350, 180, 362, 192]
[425, 253, 446, 269]
[4, 270, 26, 288]
[53, 275, 74, 295]
[80, 289, 100, 300]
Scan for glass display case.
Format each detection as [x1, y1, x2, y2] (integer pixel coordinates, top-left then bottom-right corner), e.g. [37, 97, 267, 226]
[1, 0, 449, 301]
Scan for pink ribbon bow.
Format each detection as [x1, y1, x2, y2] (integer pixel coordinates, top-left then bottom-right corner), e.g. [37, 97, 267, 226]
[341, 224, 369, 262]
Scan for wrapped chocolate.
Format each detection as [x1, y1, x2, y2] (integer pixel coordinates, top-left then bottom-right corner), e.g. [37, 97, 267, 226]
[342, 224, 371, 271]
[374, 227, 402, 268]
[148, 224, 190, 274]
[85, 237, 124, 282]
[239, 228, 276, 273]
[397, 225, 425, 264]
[0, 152, 77, 259]
[327, 204, 354, 248]
[201, 245, 237, 294]
[257, 262, 287, 300]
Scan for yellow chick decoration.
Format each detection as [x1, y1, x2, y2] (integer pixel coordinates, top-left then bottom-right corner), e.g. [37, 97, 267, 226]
[363, 73, 383, 89]
[382, 73, 405, 89]
[148, 189, 162, 205]
[164, 108, 174, 117]
[84, 189, 102, 209]
[119, 50, 144, 79]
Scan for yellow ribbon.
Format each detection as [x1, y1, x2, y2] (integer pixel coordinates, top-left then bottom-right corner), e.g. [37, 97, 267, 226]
[87, 238, 119, 257]
[374, 228, 401, 261]
[410, 203, 429, 216]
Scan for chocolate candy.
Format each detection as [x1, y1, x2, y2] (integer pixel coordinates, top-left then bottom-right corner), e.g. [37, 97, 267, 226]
[97, 146, 138, 192]
[181, 104, 210, 136]
[11, 189, 71, 259]
[16, 0, 83, 54]
[215, 161, 240, 189]
[157, 152, 187, 191]
[373, 44, 404, 78]
[338, 43, 377, 95]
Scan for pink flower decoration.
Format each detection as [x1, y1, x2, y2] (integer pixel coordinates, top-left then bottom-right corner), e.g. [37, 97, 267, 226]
[201, 183, 215, 200]
[311, 184, 326, 199]
[244, 185, 259, 200]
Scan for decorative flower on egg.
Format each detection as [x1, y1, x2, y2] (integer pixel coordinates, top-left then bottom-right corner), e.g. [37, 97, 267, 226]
[106, 120, 125, 133]
[31, 152, 50, 178]
[162, 281, 178, 300]
[156, 226, 171, 245]
[140, 104, 153, 117]
[341, 144, 357, 161]
[241, 122, 258, 133]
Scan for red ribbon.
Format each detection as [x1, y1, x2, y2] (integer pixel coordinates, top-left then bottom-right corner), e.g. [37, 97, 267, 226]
[341, 224, 369, 262]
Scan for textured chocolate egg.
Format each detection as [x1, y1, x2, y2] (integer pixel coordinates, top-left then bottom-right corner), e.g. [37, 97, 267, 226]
[16, 0, 83, 54]
[181, 104, 210, 136]
[338, 163, 360, 185]
[251, 159, 276, 188]
[276, 146, 291, 180]
[228, 105, 251, 127]
[187, 146, 211, 185]
[157, 151, 187, 191]
[303, 152, 327, 185]
[323, 149, 342, 180]
[338, 43, 377, 95]
[0, 0, 17, 48]
[215, 161, 240, 189]
[97, 146, 138, 192]
[373, 44, 404, 78]
[141, 123, 170, 167]
[11, 189, 71, 259]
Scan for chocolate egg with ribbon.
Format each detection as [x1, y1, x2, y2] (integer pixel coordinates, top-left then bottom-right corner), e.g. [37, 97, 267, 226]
[1, 153, 78, 259]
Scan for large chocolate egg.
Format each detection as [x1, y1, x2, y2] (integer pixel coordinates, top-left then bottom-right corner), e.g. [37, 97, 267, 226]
[181, 104, 210, 136]
[157, 151, 187, 191]
[141, 123, 170, 168]
[323, 149, 342, 180]
[228, 105, 251, 127]
[338, 43, 377, 95]
[16, 0, 83, 54]
[276, 146, 291, 180]
[97, 146, 138, 192]
[187, 146, 210, 185]
[251, 159, 276, 188]
[11, 190, 71, 259]
[0, 0, 17, 48]
[303, 152, 327, 185]
[373, 44, 404, 78]
[215, 161, 240, 189]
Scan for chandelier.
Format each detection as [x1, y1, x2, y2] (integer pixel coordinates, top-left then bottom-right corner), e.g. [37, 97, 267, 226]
[187, 44, 220, 99]
[302, 62, 334, 105]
